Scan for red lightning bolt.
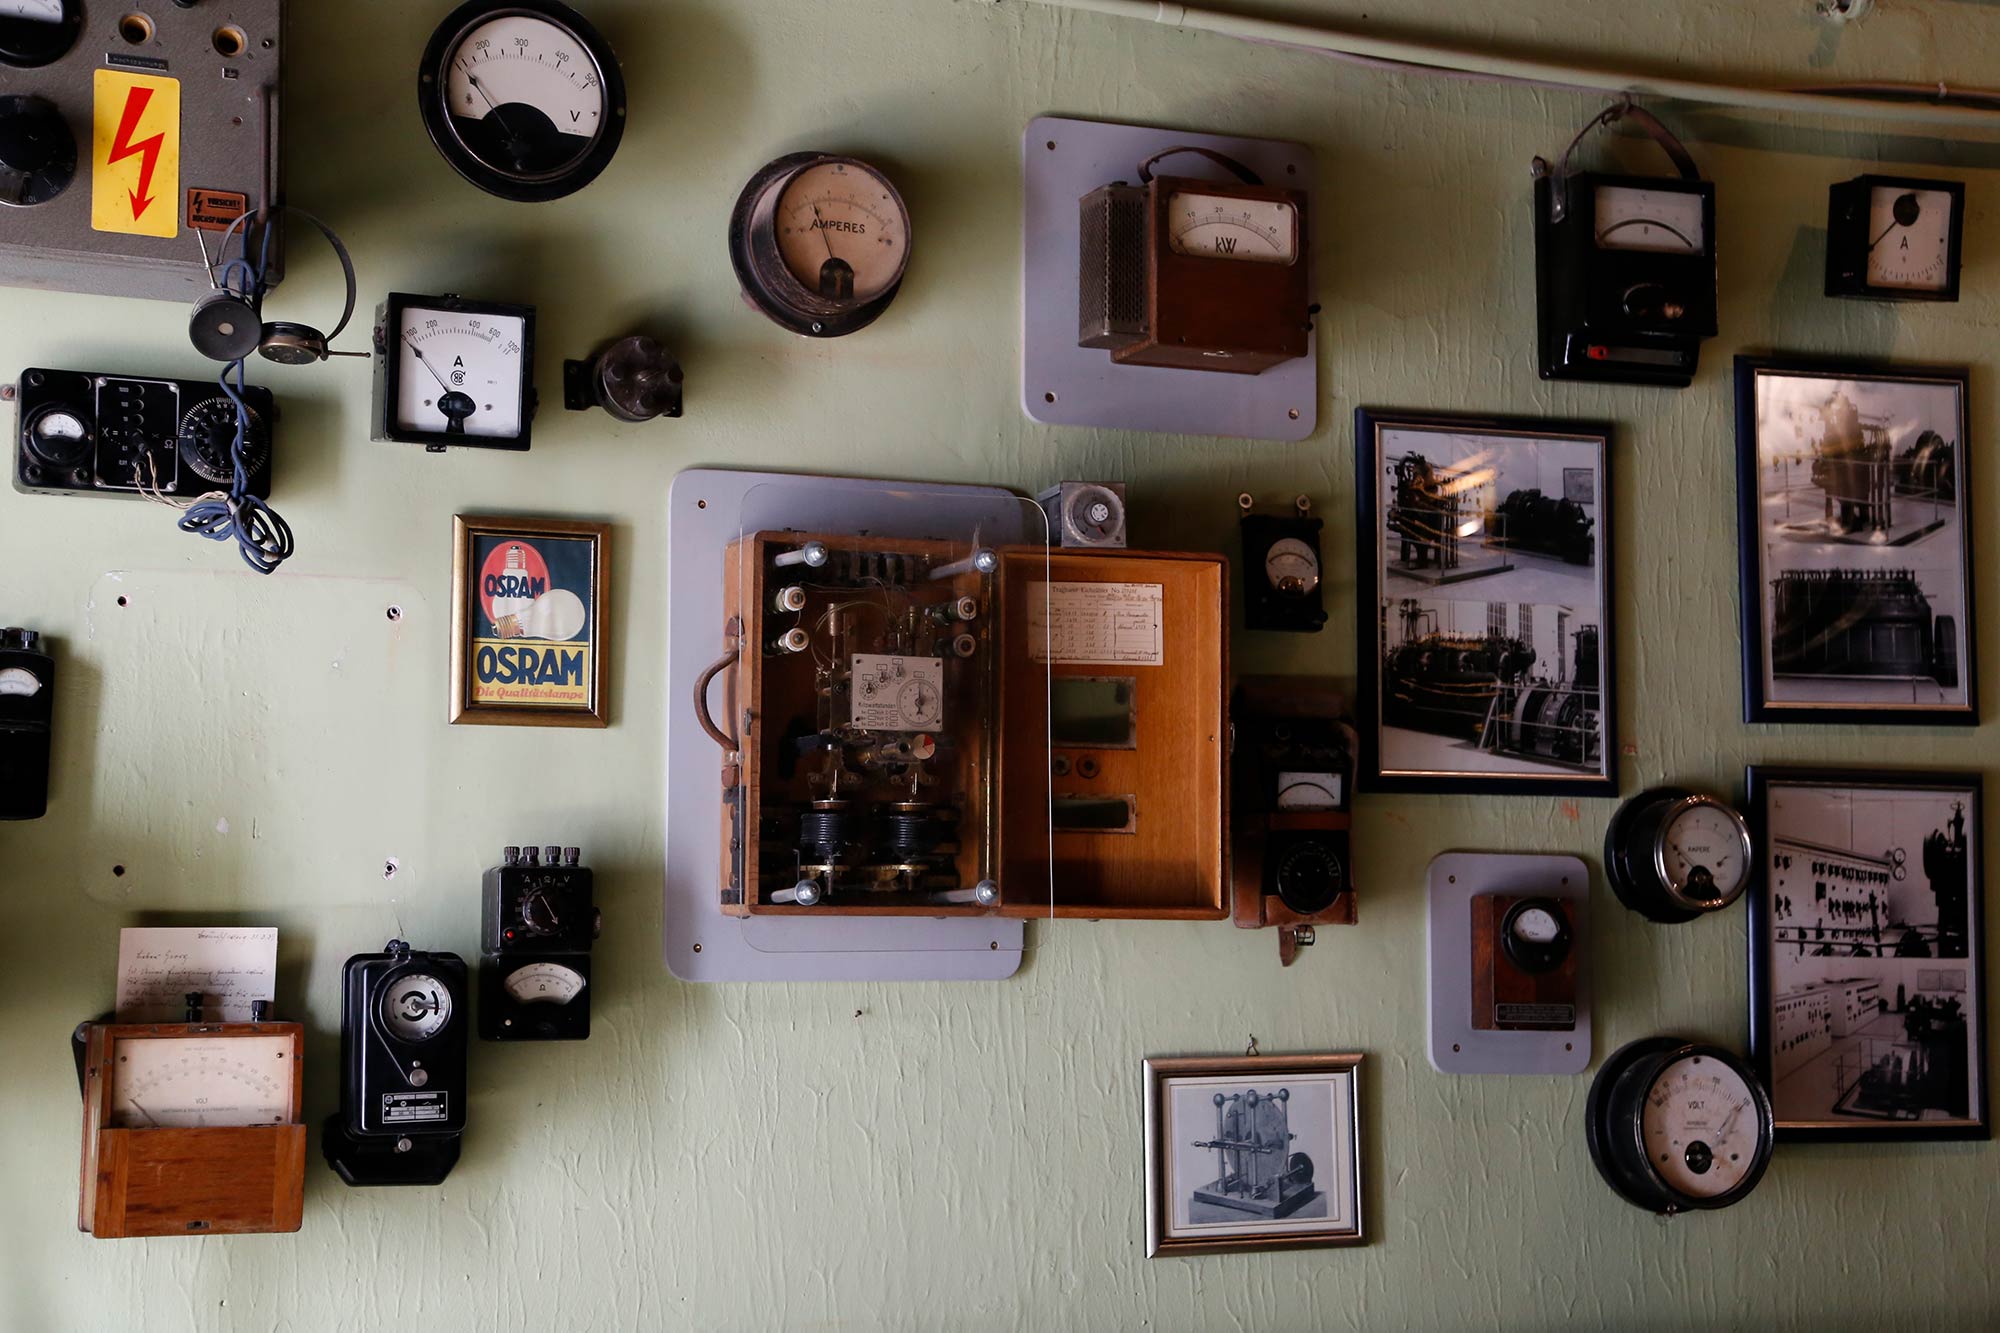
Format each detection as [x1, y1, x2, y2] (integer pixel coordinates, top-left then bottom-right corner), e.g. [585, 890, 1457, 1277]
[106, 86, 164, 220]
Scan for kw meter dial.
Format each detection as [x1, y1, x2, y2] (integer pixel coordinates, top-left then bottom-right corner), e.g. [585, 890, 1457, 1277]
[373, 292, 537, 451]
[1605, 786, 1753, 923]
[418, 0, 627, 202]
[729, 152, 912, 337]
[1166, 191, 1298, 264]
[1586, 1037, 1774, 1214]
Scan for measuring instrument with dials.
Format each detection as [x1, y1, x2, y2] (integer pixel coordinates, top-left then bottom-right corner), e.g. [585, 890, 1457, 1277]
[1605, 786, 1754, 923]
[1532, 102, 1717, 388]
[1237, 493, 1326, 633]
[1826, 174, 1964, 303]
[1078, 145, 1311, 375]
[1586, 1037, 1775, 1214]
[418, 0, 627, 202]
[0, 625, 52, 819]
[729, 151, 912, 337]
[481, 843, 600, 1041]
[75, 1018, 307, 1236]
[324, 940, 469, 1187]
[372, 292, 537, 451]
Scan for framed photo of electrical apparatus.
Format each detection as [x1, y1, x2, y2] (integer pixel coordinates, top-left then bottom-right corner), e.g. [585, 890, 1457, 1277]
[1734, 357, 1976, 726]
[1144, 1052, 1364, 1257]
[450, 515, 611, 727]
[1747, 767, 1988, 1141]
[1354, 409, 1615, 796]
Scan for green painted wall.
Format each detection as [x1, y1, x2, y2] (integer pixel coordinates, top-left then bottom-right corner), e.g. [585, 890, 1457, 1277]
[3, 1, 1997, 1328]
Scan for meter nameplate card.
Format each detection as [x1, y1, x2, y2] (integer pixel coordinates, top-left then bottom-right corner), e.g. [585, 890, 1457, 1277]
[1495, 1002, 1575, 1027]
[382, 1092, 449, 1124]
[115, 926, 277, 1022]
[1030, 582, 1164, 666]
[91, 71, 181, 239]
[848, 654, 945, 731]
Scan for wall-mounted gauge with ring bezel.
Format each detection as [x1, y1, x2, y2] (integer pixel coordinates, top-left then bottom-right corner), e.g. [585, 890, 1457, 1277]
[418, 0, 627, 202]
[1585, 1036, 1774, 1215]
[729, 152, 912, 337]
[1604, 785, 1752, 923]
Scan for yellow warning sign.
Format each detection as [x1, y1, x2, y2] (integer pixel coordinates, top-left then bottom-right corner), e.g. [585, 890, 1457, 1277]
[91, 70, 180, 239]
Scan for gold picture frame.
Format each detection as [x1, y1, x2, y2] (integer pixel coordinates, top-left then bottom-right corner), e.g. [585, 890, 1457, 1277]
[450, 514, 610, 727]
[1144, 1052, 1365, 1257]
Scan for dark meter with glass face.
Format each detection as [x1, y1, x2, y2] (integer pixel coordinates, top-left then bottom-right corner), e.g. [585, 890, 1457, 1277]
[323, 940, 469, 1187]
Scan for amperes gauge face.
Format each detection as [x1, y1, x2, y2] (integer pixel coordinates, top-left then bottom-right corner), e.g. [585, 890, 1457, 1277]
[731, 152, 912, 337]
[1587, 1037, 1774, 1214]
[1867, 186, 1953, 291]
[1605, 786, 1753, 923]
[419, 0, 627, 202]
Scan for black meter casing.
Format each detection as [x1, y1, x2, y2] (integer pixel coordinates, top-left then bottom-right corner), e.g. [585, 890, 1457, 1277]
[323, 941, 469, 1187]
[0, 626, 53, 819]
[480, 845, 599, 1041]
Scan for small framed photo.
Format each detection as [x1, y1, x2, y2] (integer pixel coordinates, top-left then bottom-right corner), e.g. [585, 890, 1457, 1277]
[1355, 408, 1616, 796]
[1747, 766, 1988, 1141]
[1734, 356, 1976, 725]
[450, 515, 611, 727]
[1144, 1052, 1364, 1257]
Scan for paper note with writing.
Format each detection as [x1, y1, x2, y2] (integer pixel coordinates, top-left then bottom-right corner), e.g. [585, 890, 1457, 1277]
[1030, 582, 1165, 666]
[115, 927, 278, 1022]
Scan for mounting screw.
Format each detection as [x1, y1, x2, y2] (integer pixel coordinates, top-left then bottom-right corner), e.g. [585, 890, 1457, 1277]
[1237, 492, 1254, 510]
[974, 880, 999, 906]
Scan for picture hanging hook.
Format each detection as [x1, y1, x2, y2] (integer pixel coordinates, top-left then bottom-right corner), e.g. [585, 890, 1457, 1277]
[1245, 1034, 1260, 1058]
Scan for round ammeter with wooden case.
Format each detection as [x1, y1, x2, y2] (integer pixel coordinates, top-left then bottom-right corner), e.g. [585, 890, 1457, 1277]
[1586, 1037, 1774, 1214]
[1604, 785, 1753, 922]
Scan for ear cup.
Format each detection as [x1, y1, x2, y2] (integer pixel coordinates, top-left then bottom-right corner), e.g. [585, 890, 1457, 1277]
[257, 320, 329, 366]
[190, 288, 263, 362]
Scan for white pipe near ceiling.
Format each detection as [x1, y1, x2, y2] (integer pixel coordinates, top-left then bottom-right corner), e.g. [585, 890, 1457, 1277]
[1014, 0, 2000, 131]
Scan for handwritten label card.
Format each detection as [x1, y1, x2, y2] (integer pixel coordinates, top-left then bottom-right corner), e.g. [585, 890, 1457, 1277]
[115, 927, 279, 1022]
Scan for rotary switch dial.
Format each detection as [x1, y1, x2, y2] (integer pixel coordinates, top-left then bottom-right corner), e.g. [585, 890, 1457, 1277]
[0, 95, 76, 207]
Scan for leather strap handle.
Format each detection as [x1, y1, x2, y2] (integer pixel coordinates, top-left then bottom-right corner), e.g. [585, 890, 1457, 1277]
[1136, 145, 1263, 186]
[1537, 99, 1701, 224]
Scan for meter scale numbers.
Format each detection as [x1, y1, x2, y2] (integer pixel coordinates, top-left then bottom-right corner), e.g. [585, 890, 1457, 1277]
[109, 1038, 291, 1129]
[398, 314, 527, 439]
[444, 16, 605, 176]
[1166, 193, 1295, 263]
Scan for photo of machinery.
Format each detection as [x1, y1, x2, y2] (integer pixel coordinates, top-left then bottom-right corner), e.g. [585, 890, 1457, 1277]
[1764, 389, 1955, 548]
[1769, 568, 1959, 689]
[1376, 598, 1605, 778]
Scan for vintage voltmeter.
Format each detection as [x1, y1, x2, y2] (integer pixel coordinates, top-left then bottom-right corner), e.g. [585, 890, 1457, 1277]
[480, 844, 599, 1041]
[1826, 174, 1963, 302]
[1532, 102, 1716, 388]
[1237, 493, 1325, 633]
[1079, 146, 1310, 374]
[372, 292, 537, 451]
[323, 940, 469, 1187]
[1586, 1037, 1774, 1215]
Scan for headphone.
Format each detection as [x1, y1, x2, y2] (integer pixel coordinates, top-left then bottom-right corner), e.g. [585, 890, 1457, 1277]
[189, 205, 363, 366]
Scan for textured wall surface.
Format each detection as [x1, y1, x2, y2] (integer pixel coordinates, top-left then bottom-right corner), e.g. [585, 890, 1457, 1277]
[4, 1, 1999, 1328]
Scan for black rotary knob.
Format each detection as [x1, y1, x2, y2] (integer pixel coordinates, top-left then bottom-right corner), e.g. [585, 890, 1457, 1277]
[0, 97, 76, 207]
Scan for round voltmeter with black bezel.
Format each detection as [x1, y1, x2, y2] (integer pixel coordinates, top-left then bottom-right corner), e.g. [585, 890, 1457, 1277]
[1586, 1037, 1774, 1215]
[372, 292, 537, 452]
[322, 940, 469, 1188]
[0, 0, 81, 70]
[729, 152, 912, 337]
[418, 0, 627, 202]
[1826, 174, 1964, 303]
[1604, 785, 1754, 922]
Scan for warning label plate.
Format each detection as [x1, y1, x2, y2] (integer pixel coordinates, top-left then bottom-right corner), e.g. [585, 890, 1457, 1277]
[92, 70, 180, 239]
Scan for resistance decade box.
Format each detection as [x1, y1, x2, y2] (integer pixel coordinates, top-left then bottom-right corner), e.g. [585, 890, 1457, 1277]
[0, 1, 283, 301]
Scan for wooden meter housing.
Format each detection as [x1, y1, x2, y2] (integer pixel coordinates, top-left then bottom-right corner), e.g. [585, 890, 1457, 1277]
[76, 1022, 307, 1238]
[1079, 163, 1310, 376]
[712, 531, 1225, 919]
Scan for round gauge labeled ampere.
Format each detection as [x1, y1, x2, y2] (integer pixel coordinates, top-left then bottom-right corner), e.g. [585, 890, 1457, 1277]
[730, 152, 912, 337]
[381, 973, 454, 1041]
[1586, 1037, 1774, 1214]
[503, 961, 585, 1004]
[1263, 537, 1320, 596]
[1605, 786, 1753, 923]
[419, 0, 626, 203]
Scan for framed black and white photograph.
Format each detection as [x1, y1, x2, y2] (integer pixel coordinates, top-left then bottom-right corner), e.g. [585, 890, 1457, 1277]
[1355, 409, 1615, 796]
[1747, 767, 1988, 1141]
[1734, 357, 1976, 725]
[1144, 1052, 1364, 1257]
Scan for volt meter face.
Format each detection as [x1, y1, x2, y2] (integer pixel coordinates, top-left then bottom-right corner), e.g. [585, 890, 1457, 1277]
[1586, 1037, 1774, 1214]
[418, 0, 627, 202]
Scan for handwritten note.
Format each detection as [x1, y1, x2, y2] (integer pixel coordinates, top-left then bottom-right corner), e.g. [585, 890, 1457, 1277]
[115, 927, 278, 1022]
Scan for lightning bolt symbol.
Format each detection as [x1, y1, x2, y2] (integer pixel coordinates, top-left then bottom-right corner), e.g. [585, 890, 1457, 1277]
[106, 86, 165, 220]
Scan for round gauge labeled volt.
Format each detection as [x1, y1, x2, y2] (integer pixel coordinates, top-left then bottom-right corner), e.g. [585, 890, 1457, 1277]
[1605, 786, 1753, 923]
[1263, 537, 1320, 596]
[381, 973, 455, 1041]
[1586, 1037, 1774, 1214]
[730, 152, 912, 337]
[418, 0, 626, 202]
[503, 960, 585, 1004]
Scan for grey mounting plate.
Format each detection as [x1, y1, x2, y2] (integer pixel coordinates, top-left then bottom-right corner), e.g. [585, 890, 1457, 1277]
[1020, 115, 1317, 443]
[662, 467, 1026, 982]
[1427, 851, 1591, 1075]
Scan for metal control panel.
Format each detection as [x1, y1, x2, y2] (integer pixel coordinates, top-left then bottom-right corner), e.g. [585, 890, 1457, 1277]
[0, 0, 283, 301]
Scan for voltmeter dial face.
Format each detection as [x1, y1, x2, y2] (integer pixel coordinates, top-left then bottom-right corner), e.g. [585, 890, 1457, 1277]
[1642, 1053, 1762, 1200]
[1867, 186, 1953, 291]
[381, 973, 455, 1041]
[0, 0, 78, 71]
[1166, 191, 1297, 264]
[1659, 799, 1751, 907]
[774, 160, 911, 303]
[0, 1, 63, 20]
[107, 1035, 292, 1129]
[1263, 537, 1321, 595]
[395, 304, 530, 440]
[1511, 905, 1562, 944]
[420, 0, 626, 202]
[503, 961, 586, 1004]
[1594, 185, 1705, 254]
[731, 152, 912, 337]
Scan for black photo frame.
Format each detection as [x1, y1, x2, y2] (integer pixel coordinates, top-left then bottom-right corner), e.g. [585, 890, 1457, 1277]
[1746, 766, 1989, 1142]
[1355, 408, 1616, 797]
[1734, 355, 1976, 726]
